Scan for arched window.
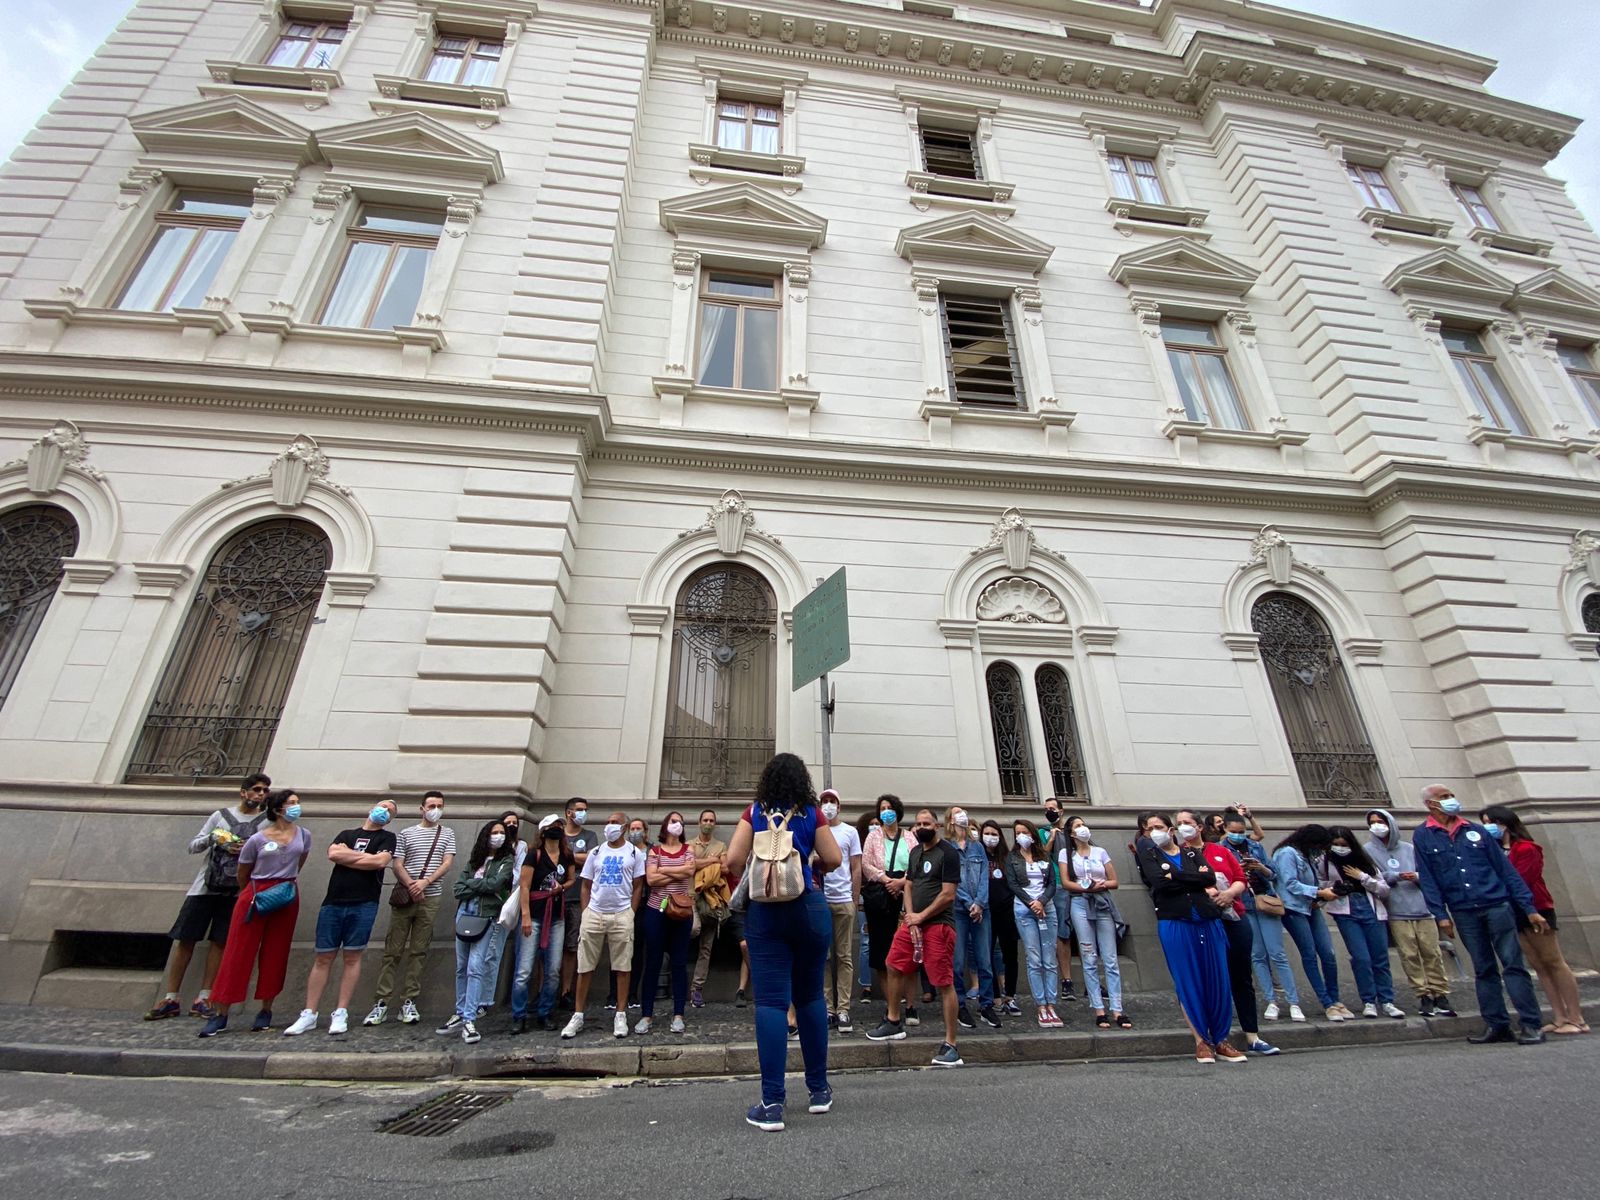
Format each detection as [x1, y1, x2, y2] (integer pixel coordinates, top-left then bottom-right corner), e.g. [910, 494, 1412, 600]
[1584, 593, 1600, 649]
[1250, 591, 1388, 802]
[126, 518, 331, 783]
[1034, 664, 1090, 801]
[985, 662, 1035, 799]
[0, 504, 79, 712]
[660, 563, 776, 798]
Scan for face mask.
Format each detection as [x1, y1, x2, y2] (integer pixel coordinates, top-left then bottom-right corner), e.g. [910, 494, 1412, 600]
[1368, 822, 1389, 838]
[369, 807, 392, 826]
[603, 823, 623, 842]
[982, 834, 1000, 849]
[241, 794, 263, 810]
[666, 821, 683, 837]
[1483, 822, 1503, 839]
[503, 826, 518, 842]
[572, 811, 588, 826]
[953, 811, 969, 827]
[914, 827, 936, 845]
[821, 803, 839, 821]
[1044, 809, 1060, 823]
[1226, 832, 1247, 845]
[283, 804, 302, 822]
[1149, 829, 1173, 848]
[1072, 826, 1091, 842]
[488, 834, 506, 850]
[879, 811, 897, 825]
[543, 828, 561, 841]
[627, 830, 645, 846]
[1176, 823, 1199, 842]
[1439, 798, 1462, 816]
[1015, 833, 1034, 849]
[700, 821, 717, 834]
[424, 808, 443, 824]
[1330, 846, 1351, 857]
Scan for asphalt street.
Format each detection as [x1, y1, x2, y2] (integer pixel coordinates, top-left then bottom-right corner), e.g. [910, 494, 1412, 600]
[2, 1035, 1594, 1199]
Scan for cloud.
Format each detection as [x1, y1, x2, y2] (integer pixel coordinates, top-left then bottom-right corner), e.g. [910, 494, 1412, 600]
[0, 0, 121, 164]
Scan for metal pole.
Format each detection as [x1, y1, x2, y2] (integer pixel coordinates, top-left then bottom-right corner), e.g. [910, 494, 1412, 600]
[819, 671, 833, 790]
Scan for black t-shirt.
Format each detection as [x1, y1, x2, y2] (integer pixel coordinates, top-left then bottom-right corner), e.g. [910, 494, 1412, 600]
[527, 845, 567, 894]
[563, 830, 592, 906]
[323, 826, 397, 906]
[907, 839, 961, 928]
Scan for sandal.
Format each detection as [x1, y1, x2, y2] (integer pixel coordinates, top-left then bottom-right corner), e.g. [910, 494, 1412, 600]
[1095, 1014, 1112, 1029]
[1115, 1013, 1133, 1029]
[1551, 1023, 1585, 1036]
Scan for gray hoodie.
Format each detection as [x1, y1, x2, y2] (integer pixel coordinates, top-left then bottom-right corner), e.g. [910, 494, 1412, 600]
[1362, 808, 1430, 920]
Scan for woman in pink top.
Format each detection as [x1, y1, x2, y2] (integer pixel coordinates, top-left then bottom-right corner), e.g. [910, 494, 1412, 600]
[636, 811, 696, 1034]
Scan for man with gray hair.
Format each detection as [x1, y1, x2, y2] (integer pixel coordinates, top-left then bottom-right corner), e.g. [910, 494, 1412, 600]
[1411, 784, 1547, 1045]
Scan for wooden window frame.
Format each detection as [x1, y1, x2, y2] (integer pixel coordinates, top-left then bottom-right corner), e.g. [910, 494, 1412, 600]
[424, 32, 503, 87]
[1345, 161, 1402, 213]
[316, 208, 443, 331]
[695, 271, 783, 392]
[265, 18, 348, 69]
[1451, 181, 1501, 231]
[1161, 319, 1251, 430]
[714, 96, 782, 155]
[112, 193, 250, 313]
[1443, 327, 1530, 435]
[1107, 152, 1167, 205]
[1557, 343, 1600, 425]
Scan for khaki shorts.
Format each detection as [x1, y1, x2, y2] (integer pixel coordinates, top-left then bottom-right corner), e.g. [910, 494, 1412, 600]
[576, 907, 635, 975]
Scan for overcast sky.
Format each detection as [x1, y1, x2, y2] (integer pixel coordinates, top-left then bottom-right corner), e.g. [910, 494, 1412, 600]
[0, 0, 1594, 219]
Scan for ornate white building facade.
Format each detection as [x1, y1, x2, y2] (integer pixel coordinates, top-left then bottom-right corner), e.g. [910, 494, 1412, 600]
[2, 0, 1598, 1006]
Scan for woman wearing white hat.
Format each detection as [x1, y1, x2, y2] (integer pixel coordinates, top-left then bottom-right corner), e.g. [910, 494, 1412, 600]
[510, 814, 575, 1032]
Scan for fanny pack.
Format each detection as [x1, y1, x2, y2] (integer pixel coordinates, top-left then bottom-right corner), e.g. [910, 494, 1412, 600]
[251, 881, 296, 917]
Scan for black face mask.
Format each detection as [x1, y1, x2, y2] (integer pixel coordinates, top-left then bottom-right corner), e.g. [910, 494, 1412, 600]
[914, 827, 937, 845]
[1044, 809, 1060, 823]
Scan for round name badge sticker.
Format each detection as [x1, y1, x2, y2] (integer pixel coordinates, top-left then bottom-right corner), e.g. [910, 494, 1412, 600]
[1466, 831, 1482, 843]
[992, 867, 1002, 879]
[260, 841, 279, 854]
[1388, 858, 1400, 869]
[922, 860, 933, 874]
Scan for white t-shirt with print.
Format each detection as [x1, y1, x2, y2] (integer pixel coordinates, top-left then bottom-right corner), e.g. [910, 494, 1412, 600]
[1063, 844, 1111, 888]
[580, 841, 645, 914]
[1022, 859, 1049, 901]
[822, 822, 862, 905]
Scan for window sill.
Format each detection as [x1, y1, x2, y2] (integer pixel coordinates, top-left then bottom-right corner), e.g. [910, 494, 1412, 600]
[1104, 196, 1209, 231]
[237, 313, 444, 372]
[372, 75, 508, 126]
[652, 376, 819, 434]
[689, 145, 805, 193]
[202, 61, 341, 105]
[1163, 415, 1309, 468]
[24, 298, 232, 335]
[1469, 227, 1553, 258]
[1358, 207, 1453, 241]
[920, 397, 1076, 454]
[906, 172, 1015, 214]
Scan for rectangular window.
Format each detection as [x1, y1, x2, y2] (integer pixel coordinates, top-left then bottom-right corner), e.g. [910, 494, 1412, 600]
[1442, 327, 1530, 435]
[919, 127, 982, 180]
[696, 274, 780, 391]
[1557, 343, 1600, 424]
[1107, 153, 1167, 204]
[1451, 182, 1501, 231]
[1161, 318, 1250, 430]
[264, 19, 347, 69]
[423, 34, 503, 87]
[318, 207, 443, 331]
[714, 98, 781, 155]
[941, 294, 1023, 408]
[1345, 162, 1402, 212]
[113, 192, 251, 313]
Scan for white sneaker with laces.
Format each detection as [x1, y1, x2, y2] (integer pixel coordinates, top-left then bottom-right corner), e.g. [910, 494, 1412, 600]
[560, 1012, 584, 1039]
[614, 1012, 629, 1038]
[1382, 1002, 1406, 1019]
[1361, 1002, 1379, 1019]
[362, 1002, 387, 1027]
[284, 1010, 318, 1036]
[328, 1008, 349, 1035]
[461, 1020, 480, 1044]
[399, 999, 420, 1024]
[670, 1015, 686, 1034]
[1289, 1005, 1306, 1022]
[1263, 1002, 1280, 1021]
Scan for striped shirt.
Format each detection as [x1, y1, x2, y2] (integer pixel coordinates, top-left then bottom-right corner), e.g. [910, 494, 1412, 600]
[395, 823, 457, 898]
[647, 843, 694, 909]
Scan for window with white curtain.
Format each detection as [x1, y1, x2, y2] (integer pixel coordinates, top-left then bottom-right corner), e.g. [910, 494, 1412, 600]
[423, 33, 502, 86]
[715, 97, 781, 154]
[114, 192, 251, 313]
[1557, 343, 1600, 425]
[1442, 327, 1529, 434]
[1107, 153, 1167, 204]
[264, 18, 347, 68]
[696, 273, 780, 391]
[1161, 318, 1250, 430]
[318, 207, 443, 330]
[1345, 161, 1402, 212]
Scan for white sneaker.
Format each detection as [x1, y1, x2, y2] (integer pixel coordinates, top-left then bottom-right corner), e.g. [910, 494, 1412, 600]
[1263, 1002, 1280, 1021]
[362, 1001, 387, 1026]
[284, 1010, 318, 1036]
[634, 1017, 652, 1035]
[613, 1012, 629, 1038]
[1382, 1002, 1406, 1019]
[1361, 1002, 1379, 1019]
[1289, 1005, 1306, 1022]
[328, 1008, 349, 1035]
[670, 1015, 685, 1034]
[399, 999, 420, 1025]
[461, 1020, 480, 1044]
[560, 1012, 584, 1039]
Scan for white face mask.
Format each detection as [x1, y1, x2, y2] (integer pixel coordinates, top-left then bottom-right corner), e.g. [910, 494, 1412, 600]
[1072, 826, 1091, 842]
[1368, 822, 1389, 838]
[1149, 828, 1173, 848]
[603, 823, 623, 843]
[488, 834, 506, 850]
[1330, 845, 1352, 857]
[423, 808, 442, 824]
[571, 811, 588, 826]
[821, 803, 839, 821]
[1175, 823, 1199, 843]
[666, 821, 683, 837]
[1015, 833, 1034, 849]
[953, 811, 969, 827]
[982, 834, 1000, 849]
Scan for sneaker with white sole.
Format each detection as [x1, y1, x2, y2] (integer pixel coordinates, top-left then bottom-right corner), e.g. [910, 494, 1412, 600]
[1362, 1002, 1379, 1019]
[670, 1015, 686, 1034]
[1247, 1038, 1282, 1056]
[1326, 1007, 1346, 1023]
[634, 1016, 652, 1035]
[931, 1042, 964, 1068]
[399, 999, 420, 1024]
[283, 1010, 318, 1036]
[436, 1014, 462, 1035]
[461, 1020, 480, 1044]
[1289, 1005, 1306, 1022]
[837, 1009, 852, 1033]
[746, 1102, 784, 1132]
[903, 1006, 919, 1027]
[328, 1008, 349, 1035]
[560, 1012, 584, 1039]
[807, 1087, 833, 1114]
[1382, 1002, 1406, 1019]
[363, 1002, 387, 1027]
[1263, 1002, 1281, 1021]
[613, 1012, 629, 1038]
[865, 1019, 906, 1042]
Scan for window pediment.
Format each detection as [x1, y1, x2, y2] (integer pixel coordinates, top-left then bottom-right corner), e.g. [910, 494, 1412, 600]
[129, 97, 317, 169]
[895, 211, 1052, 276]
[1510, 268, 1600, 325]
[314, 113, 503, 187]
[1382, 247, 1515, 309]
[1108, 238, 1257, 300]
[658, 183, 827, 250]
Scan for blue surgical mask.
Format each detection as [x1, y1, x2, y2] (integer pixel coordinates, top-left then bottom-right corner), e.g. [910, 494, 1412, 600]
[284, 804, 302, 822]
[1439, 798, 1462, 816]
[369, 807, 391, 825]
[1226, 832, 1248, 845]
[1483, 822, 1503, 839]
[879, 811, 897, 825]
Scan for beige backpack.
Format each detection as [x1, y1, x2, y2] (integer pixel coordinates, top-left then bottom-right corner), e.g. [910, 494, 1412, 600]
[749, 806, 807, 903]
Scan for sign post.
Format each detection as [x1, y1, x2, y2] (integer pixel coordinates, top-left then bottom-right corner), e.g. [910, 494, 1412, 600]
[791, 568, 850, 789]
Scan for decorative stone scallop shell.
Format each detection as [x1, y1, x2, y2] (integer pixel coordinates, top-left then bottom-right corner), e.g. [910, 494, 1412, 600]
[977, 577, 1066, 624]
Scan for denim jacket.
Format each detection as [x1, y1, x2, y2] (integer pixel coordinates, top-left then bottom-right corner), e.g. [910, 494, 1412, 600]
[1269, 845, 1322, 916]
[954, 836, 991, 911]
[1412, 819, 1535, 920]
[1226, 836, 1277, 914]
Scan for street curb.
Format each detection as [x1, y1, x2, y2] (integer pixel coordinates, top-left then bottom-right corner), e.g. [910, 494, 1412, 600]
[8, 1003, 1592, 1082]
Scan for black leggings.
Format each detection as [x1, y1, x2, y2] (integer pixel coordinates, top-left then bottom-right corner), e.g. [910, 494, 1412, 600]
[1222, 914, 1259, 1035]
[990, 894, 1020, 997]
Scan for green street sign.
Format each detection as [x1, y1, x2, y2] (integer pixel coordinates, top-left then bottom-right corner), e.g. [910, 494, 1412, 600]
[792, 567, 850, 690]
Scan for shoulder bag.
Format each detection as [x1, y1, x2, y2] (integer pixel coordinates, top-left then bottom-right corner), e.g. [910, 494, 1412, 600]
[251, 880, 297, 916]
[390, 824, 443, 910]
[454, 905, 493, 942]
[862, 832, 904, 919]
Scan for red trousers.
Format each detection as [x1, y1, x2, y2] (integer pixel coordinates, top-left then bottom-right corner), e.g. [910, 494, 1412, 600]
[210, 881, 299, 1007]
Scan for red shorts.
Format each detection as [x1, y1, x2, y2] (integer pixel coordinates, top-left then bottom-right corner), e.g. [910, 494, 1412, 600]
[887, 922, 955, 988]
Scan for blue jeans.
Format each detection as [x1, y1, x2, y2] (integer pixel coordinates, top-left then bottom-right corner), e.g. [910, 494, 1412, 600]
[953, 907, 994, 1008]
[1246, 908, 1299, 1006]
[1013, 899, 1059, 1006]
[1281, 908, 1340, 1009]
[858, 907, 871, 992]
[455, 916, 510, 1022]
[313, 900, 379, 953]
[1452, 902, 1542, 1030]
[1070, 895, 1122, 1013]
[744, 890, 831, 1107]
[1333, 894, 1394, 1005]
[511, 914, 564, 1019]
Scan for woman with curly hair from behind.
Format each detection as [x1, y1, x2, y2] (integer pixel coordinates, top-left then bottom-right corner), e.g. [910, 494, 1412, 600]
[725, 752, 842, 1132]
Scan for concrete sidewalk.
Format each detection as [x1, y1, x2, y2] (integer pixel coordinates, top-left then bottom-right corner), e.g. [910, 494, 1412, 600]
[5, 982, 1594, 1082]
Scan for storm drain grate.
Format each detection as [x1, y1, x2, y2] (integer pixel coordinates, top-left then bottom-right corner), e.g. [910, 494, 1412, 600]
[379, 1089, 514, 1137]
